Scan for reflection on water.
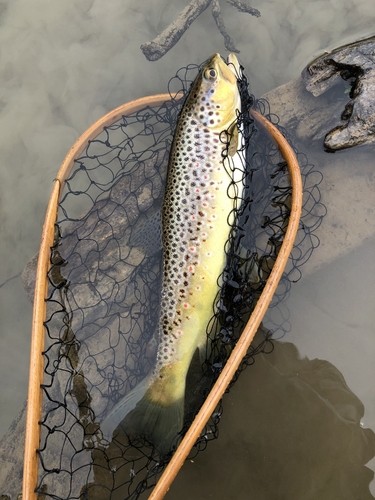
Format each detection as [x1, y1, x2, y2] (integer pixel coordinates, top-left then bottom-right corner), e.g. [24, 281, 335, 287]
[284, 237, 375, 497]
[167, 337, 375, 499]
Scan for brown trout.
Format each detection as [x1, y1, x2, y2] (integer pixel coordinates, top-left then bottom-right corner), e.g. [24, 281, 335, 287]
[101, 53, 245, 453]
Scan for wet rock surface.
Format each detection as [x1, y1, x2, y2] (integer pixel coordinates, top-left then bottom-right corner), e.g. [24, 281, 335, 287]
[21, 151, 168, 304]
[262, 75, 375, 276]
[302, 35, 375, 150]
[5, 152, 168, 499]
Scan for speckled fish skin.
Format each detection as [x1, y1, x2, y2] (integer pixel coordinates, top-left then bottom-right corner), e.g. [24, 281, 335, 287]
[153, 53, 242, 397]
[101, 53, 244, 453]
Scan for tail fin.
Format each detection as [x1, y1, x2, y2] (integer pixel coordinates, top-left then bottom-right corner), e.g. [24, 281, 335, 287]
[101, 376, 184, 455]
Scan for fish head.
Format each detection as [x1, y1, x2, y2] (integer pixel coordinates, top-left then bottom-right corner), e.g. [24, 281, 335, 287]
[188, 53, 241, 132]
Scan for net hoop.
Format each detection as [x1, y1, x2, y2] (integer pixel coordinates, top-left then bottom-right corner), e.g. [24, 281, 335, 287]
[22, 97, 303, 500]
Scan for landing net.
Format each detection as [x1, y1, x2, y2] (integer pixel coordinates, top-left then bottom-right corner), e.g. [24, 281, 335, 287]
[33, 62, 324, 499]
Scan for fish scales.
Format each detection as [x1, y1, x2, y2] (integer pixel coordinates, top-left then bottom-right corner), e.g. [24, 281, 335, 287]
[101, 53, 244, 453]
[154, 75, 239, 396]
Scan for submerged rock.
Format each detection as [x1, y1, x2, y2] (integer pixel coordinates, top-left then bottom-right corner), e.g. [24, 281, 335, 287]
[21, 151, 168, 304]
[261, 81, 375, 276]
[302, 35, 375, 150]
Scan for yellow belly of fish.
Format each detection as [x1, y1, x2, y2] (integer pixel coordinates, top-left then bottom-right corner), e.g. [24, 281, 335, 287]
[178, 171, 234, 346]
[145, 359, 189, 407]
[147, 166, 235, 408]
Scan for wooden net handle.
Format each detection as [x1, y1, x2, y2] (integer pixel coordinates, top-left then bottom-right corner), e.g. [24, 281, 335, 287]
[22, 98, 303, 500]
[23, 94, 172, 500]
[22, 180, 60, 500]
[147, 108, 303, 499]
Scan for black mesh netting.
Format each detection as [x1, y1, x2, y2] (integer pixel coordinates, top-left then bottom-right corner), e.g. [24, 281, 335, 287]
[37, 61, 325, 499]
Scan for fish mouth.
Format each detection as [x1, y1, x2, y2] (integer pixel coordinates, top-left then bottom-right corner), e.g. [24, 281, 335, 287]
[226, 53, 242, 78]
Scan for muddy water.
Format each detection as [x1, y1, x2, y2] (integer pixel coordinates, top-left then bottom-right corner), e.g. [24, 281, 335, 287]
[0, 0, 374, 497]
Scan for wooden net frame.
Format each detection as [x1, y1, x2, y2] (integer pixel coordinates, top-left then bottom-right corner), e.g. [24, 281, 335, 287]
[22, 96, 302, 500]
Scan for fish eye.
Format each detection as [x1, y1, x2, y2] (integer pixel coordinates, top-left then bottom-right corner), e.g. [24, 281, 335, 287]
[204, 68, 217, 81]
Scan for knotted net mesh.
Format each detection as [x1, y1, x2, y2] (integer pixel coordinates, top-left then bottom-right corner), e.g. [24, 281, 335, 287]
[37, 61, 325, 499]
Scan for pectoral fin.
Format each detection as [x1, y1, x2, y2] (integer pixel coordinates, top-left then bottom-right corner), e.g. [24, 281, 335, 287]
[227, 123, 239, 157]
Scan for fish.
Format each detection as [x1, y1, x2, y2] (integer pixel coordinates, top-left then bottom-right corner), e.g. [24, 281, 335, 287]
[101, 53, 245, 454]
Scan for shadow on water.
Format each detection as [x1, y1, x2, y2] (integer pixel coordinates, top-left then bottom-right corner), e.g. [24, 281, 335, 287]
[167, 334, 375, 500]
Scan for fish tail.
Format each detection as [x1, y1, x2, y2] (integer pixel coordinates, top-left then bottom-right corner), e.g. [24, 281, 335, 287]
[123, 394, 184, 455]
[101, 375, 184, 455]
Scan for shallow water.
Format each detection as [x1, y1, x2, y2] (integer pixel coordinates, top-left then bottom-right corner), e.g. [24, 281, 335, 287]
[0, 0, 374, 497]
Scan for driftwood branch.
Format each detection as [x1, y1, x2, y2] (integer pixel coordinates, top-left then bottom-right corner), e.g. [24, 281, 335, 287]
[212, 0, 239, 53]
[140, 0, 212, 61]
[227, 0, 261, 17]
[140, 0, 261, 61]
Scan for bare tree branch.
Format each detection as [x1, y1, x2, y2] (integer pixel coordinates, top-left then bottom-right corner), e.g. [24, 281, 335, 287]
[140, 0, 261, 61]
[140, 0, 213, 61]
[226, 0, 261, 17]
[212, 0, 239, 53]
